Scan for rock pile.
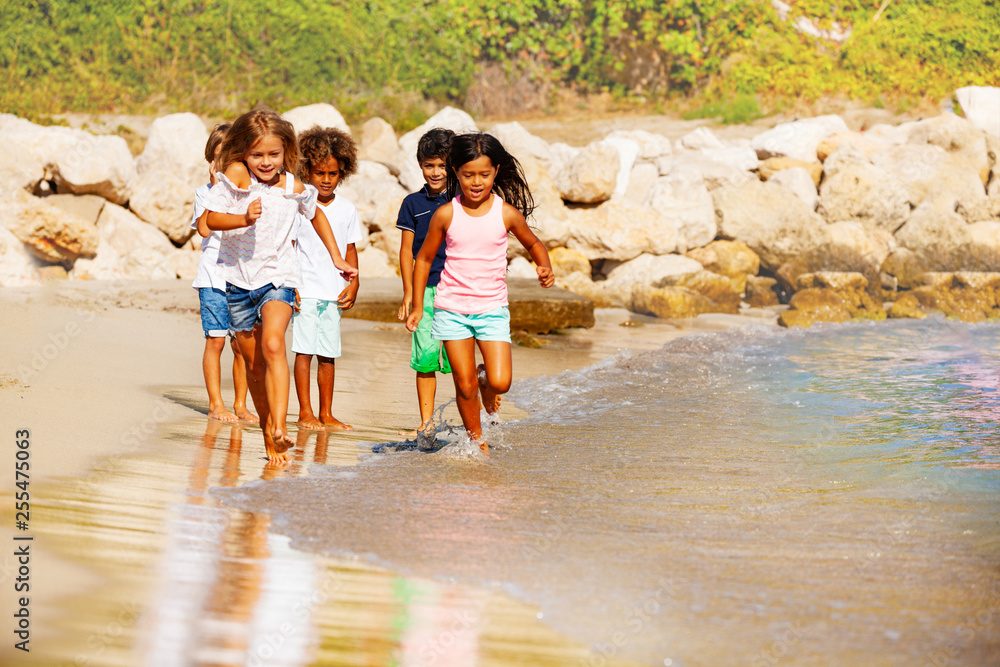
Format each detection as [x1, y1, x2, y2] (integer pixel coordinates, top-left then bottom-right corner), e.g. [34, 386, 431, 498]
[3, 94, 1000, 327]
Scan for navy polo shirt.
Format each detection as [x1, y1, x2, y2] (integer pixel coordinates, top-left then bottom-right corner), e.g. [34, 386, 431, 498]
[396, 184, 450, 287]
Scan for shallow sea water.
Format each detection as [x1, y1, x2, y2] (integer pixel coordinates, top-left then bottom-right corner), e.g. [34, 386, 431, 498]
[217, 318, 1000, 666]
[19, 317, 1000, 666]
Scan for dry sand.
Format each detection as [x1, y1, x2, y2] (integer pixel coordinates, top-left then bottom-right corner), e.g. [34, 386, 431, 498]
[0, 279, 778, 664]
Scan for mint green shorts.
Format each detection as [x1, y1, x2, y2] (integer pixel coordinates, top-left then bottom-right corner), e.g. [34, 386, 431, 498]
[431, 306, 511, 343]
[411, 286, 451, 373]
[292, 298, 342, 359]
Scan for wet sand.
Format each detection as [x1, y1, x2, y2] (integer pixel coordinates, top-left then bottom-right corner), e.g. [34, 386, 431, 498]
[0, 279, 776, 665]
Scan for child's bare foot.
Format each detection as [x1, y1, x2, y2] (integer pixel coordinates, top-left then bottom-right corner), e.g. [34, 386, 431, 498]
[478, 364, 502, 415]
[263, 431, 292, 464]
[477, 437, 490, 458]
[297, 415, 324, 430]
[236, 407, 259, 424]
[399, 419, 433, 438]
[320, 416, 353, 431]
[208, 406, 239, 422]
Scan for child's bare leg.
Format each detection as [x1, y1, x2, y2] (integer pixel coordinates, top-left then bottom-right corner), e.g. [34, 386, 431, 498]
[231, 337, 257, 423]
[293, 353, 323, 430]
[235, 328, 289, 464]
[317, 356, 352, 430]
[203, 336, 238, 421]
[260, 301, 294, 448]
[476, 340, 512, 416]
[399, 371, 437, 436]
[443, 338, 488, 455]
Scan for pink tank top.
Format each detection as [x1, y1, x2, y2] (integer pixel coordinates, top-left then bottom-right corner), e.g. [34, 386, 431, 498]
[434, 194, 508, 314]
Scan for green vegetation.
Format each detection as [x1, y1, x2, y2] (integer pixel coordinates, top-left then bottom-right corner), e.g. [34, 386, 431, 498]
[2, 1, 998, 126]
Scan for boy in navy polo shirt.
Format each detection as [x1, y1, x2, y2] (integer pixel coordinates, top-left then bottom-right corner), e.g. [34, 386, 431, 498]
[397, 128, 454, 438]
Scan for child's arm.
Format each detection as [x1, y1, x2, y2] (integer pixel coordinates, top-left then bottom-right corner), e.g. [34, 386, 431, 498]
[310, 207, 359, 282]
[405, 207, 451, 332]
[196, 210, 212, 238]
[206, 163, 261, 231]
[398, 230, 415, 320]
[337, 244, 360, 310]
[505, 204, 555, 288]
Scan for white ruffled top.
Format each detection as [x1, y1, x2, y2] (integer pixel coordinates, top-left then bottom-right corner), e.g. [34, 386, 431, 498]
[205, 171, 318, 291]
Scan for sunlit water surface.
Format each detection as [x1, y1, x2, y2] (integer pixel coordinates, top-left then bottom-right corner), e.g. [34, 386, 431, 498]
[214, 318, 1000, 666]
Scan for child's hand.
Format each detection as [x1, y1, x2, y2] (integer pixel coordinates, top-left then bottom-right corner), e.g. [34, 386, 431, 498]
[405, 311, 421, 332]
[398, 298, 412, 321]
[335, 259, 358, 283]
[293, 289, 301, 311]
[244, 198, 262, 226]
[537, 265, 555, 288]
[338, 284, 357, 311]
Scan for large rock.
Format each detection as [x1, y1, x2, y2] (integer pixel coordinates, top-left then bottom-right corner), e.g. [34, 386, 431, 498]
[888, 272, 1000, 322]
[131, 113, 208, 243]
[488, 121, 553, 168]
[134, 113, 208, 192]
[656, 150, 756, 191]
[357, 117, 400, 172]
[283, 103, 350, 136]
[624, 162, 659, 203]
[128, 170, 197, 245]
[677, 127, 724, 151]
[337, 160, 407, 242]
[520, 157, 572, 248]
[817, 162, 910, 233]
[746, 275, 780, 307]
[870, 144, 986, 211]
[555, 141, 620, 204]
[395, 107, 478, 192]
[356, 246, 398, 278]
[0, 115, 134, 204]
[565, 200, 677, 262]
[2, 190, 98, 264]
[903, 113, 991, 185]
[555, 271, 614, 307]
[778, 271, 885, 327]
[816, 131, 895, 162]
[751, 115, 850, 162]
[653, 270, 741, 313]
[770, 167, 818, 211]
[714, 179, 830, 271]
[548, 247, 591, 276]
[70, 203, 178, 280]
[891, 202, 990, 278]
[956, 87, 1000, 138]
[607, 129, 673, 161]
[44, 194, 106, 227]
[646, 169, 716, 252]
[602, 137, 639, 199]
[758, 156, 822, 186]
[601, 252, 703, 305]
[685, 240, 761, 295]
[0, 226, 40, 286]
[629, 284, 721, 319]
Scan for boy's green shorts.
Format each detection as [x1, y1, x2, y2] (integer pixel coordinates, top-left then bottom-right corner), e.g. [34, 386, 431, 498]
[411, 286, 451, 374]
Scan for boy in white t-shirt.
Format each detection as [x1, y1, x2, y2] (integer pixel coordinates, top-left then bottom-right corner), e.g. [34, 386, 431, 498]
[192, 123, 256, 423]
[292, 127, 363, 430]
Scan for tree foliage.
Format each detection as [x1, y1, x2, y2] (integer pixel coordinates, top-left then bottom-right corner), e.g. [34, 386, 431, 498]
[1, 0, 997, 123]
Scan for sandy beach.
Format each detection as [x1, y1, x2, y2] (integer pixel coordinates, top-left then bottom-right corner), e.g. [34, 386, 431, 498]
[0, 279, 776, 665]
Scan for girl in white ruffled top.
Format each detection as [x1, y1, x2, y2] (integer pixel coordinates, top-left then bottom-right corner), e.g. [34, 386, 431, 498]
[206, 108, 357, 465]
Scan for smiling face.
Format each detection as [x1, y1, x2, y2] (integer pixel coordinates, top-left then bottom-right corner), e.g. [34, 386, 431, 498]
[244, 133, 285, 185]
[419, 156, 448, 194]
[456, 154, 497, 207]
[308, 156, 341, 204]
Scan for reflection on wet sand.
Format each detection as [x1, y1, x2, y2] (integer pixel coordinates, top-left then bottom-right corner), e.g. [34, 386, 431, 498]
[25, 410, 634, 666]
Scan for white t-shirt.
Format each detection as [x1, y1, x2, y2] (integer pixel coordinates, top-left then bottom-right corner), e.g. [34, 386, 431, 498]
[190, 184, 227, 291]
[295, 195, 363, 301]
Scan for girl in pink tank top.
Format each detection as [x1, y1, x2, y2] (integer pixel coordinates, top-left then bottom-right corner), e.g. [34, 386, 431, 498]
[406, 133, 555, 456]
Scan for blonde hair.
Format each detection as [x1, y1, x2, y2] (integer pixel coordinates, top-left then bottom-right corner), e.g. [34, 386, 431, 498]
[217, 108, 297, 174]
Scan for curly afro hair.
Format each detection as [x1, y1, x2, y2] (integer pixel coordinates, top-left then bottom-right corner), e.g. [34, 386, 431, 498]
[297, 126, 359, 184]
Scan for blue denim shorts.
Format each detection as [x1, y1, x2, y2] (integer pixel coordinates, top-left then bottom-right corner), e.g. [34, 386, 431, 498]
[431, 306, 511, 343]
[226, 283, 296, 332]
[198, 287, 231, 338]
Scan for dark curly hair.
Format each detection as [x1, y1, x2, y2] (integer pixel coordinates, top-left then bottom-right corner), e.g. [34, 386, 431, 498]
[297, 126, 358, 183]
[417, 128, 454, 163]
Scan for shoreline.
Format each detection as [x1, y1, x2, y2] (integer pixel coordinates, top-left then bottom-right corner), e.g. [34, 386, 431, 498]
[0, 279, 778, 664]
